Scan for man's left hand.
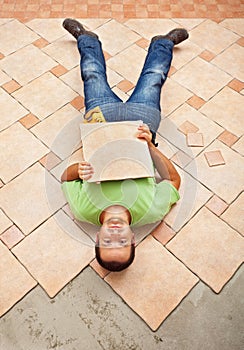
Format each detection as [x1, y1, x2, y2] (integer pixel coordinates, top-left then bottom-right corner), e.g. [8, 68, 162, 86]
[137, 124, 152, 144]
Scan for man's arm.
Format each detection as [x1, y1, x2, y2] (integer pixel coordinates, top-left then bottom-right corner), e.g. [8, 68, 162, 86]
[61, 162, 94, 182]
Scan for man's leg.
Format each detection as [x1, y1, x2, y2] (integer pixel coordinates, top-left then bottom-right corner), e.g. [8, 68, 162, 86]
[127, 28, 188, 111]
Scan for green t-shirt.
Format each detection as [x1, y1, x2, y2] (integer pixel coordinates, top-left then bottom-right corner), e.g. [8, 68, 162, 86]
[62, 177, 180, 227]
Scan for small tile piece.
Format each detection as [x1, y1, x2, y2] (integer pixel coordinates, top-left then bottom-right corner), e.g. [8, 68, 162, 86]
[187, 95, 206, 110]
[205, 195, 229, 216]
[0, 225, 24, 249]
[70, 96, 85, 110]
[178, 120, 199, 135]
[186, 133, 204, 147]
[50, 64, 68, 77]
[221, 192, 244, 235]
[90, 259, 110, 279]
[0, 208, 12, 233]
[2, 80, 21, 94]
[218, 130, 239, 147]
[227, 79, 244, 93]
[19, 113, 40, 129]
[199, 50, 215, 62]
[39, 152, 61, 171]
[117, 79, 134, 92]
[171, 150, 192, 168]
[168, 66, 177, 77]
[102, 50, 112, 61]
[32, 37, 49, 48]
[136, 38, 149, 49]
[204, 150, 225, 167]
[236, 37, 244, 47]
[151, 221, 176, 245]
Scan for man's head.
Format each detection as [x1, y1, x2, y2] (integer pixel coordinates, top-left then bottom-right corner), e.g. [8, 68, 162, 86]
[96, 215, 135, 272]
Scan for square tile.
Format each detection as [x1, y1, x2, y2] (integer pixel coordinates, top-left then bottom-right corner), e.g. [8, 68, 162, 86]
[0, 44, 57, 85]
[105, 235, 198, 331]
[0, 209, 12, 233]
[39, 152, 61, 171]
[59, 66, 84, 95]
[19, 113, 40, 129]
[125, 18, 176, 39]
[0, 163, 65, 235]
[151, 221, 176, 245]
[221, 193, 244, 235]
[167, 207, 244, 293]
[172, 40, 202, 70]
[0, 123, 48, 183]
[200, 87, 243, 137]
[2, 80, 21, 93]
[0, 88, 28, 131]
[185, 140, 244, 203]
[232, 135, 244, 156]
[190, 19, 239, 55]
[172, 57, 232, 100]
[50, 64, 68, 77]
[0, 225, 24, 249]
[173, 19, 205, 30]
[31, 104, 82, 160]
[187, 95, 206, 109]
[171, 150, 192, 168]
[12, 72, 77, 119]
[26, 19, 66, 42]
[220, 19, 244, 37]
[212, 44, 244, 82]
[0, 242, 37, 316]
[205, 195, 228, 216]
[228, 78, 244, 93]
[12, 211, 94, 298]
[204, 150, 225, 167]
[186, 133, 204, 147]
[0, 19, 39, 55]
[178, 120, 199, 135]
[217, 130, 239, 147]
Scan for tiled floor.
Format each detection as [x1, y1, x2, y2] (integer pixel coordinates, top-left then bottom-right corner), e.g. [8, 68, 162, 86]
[0, 14, 243, 343]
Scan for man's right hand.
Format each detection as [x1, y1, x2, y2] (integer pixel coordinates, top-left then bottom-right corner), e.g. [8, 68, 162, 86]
[78, 161, 94, 181]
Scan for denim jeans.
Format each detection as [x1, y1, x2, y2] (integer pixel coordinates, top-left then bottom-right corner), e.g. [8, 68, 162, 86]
[77, 35, 174, 133]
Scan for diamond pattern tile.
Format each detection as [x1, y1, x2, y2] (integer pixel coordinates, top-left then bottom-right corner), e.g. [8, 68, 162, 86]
[167, 207, 244, 293]
[0, 225, 24, 249]
[172, 40, 202, 70]
[26, 18, 66, 42]
[12, 72, 77, 119]
[12, 211, 94, 297]
[0, 123, 48, 182]
[204, 150, 225, 167]
[221, 193, 244, 235]
[105, 235, 198, 331]
[0, 242, 37, 316]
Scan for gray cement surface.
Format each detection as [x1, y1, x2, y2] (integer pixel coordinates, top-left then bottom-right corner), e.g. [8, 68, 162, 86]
[0, 266, 243, 350]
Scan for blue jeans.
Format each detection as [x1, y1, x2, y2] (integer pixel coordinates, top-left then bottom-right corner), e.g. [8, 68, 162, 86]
[77, 35, 174, 133]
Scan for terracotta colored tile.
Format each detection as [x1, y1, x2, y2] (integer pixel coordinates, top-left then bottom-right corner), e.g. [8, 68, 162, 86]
[0, 242, 37, 317]
[221, 192, 244, 235]
[151, 221, 176, 245]
[0, 209, 12, 234]
[105, 236, 198, 331]
[2, 80, 21, 94]
[0, 53, 4, 60]
[168, 66, 177, 77]
[171, 150, 192, 168]
[32, 37, 50, 48]
[19, 113, 40, 129]
[199, 50, 216, 61]
[71, 95, 85, 110]
[187, 95, 206, 109]
[117, 79, 134, 92]
[218, 130, 239, 147]
[0, 225, 25, 249]
[167, 207, 244, 293]
[178, 120, 199, 135]
[90, 258, 110, 279]
[136, 38, 149, 49]
[12, 212, 94, 297]
[227, 79, 244, 93]
[187, 133, 204, 147]
[50, 64, 68, 77]
[204, 150, 225, 167]
[205, 195, 229, 216]
[39, 152, 61, 171]
[102, 50, 112, 61]
[236, 37, 244, 47]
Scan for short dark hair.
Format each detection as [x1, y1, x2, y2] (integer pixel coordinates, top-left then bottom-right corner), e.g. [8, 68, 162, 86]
[95, 244, 135, 272]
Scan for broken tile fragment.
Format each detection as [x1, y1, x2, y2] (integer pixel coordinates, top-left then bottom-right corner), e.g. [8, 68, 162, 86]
[204, 150, 225, 167]
[186, 133, 204, 147]
[178, 120, 199, 135]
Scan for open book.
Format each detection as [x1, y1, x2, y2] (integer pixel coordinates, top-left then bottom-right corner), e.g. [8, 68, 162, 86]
[80, 121, 154, 182]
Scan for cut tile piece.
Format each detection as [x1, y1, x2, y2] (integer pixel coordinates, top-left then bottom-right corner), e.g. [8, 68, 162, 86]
[105, 235, 198, 331]
[167, 207, 244, 293]
[151, 221, 176, 245]
[217, 130, 239, 147]
[12, 211, 94, 297]
[204, 150, 225, 167]
[221, 193, 244, 235]
[0, 225, 24, 249]
[186, 133, 204, 147]
[0, 209, 12, 233]
[0, 123, 48, 183]
[178, 120, 199, 135]
[205, 195, 228, 217]
[0, 242, 37, 316]
[13, 72, 77, 120]
[0, 163, 65, 235]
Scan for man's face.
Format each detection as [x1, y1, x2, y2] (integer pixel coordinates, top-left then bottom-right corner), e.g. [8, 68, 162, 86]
[97, 217, 134, 263]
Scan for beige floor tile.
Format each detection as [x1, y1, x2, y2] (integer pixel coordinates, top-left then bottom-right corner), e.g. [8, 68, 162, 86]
[172, 57, 232, 100]
[95, 20, 141, 56]
[107, 44, 147, 84]
[125, 19, 176, 40]
[161, 78, 193, 116]
[12, 211, 94, 297]
[105, 235, 198, 331]
[0, 242, 37, 316]
[26, 19, 66, 42]
[172, 18, 205, 30]
[0, 163, 65, 235]
[220, 19, 244, 36]
[172, 40, 202, 70]
[42, 35, 80, 70]
[0, 19, 39, 55]
[156, 134, 178, 159]
[0, 69, 11, 85]
[205, 195, 228, 217]
[167, 207, 244, 293]
[186, 132, 204, 147]
[50, 148, 83, 182]
[185, 140, 244, 204]
[200, 87, 244, 137]
[0, 225, 24, 249]
[164, 166, 212, 231]
[0, 44, 57, 85]
[190, 19, 239, 55]
[0, 123, 48, 182]
[0, 19, 12, 26]
[12, 72, 77, 119]
[0, 209, 12, 233]
[31, 104, 82, 160]
[0, 88, 28, 131]
[221, 193, 244, 235]
[168, 103, 223, 156]
[79, 19, 110, 31]
[60, 66, 84, 95]
[212, 44, 244, 82]
[107, 67, 124, 87]
[232, 135, 244, 156]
